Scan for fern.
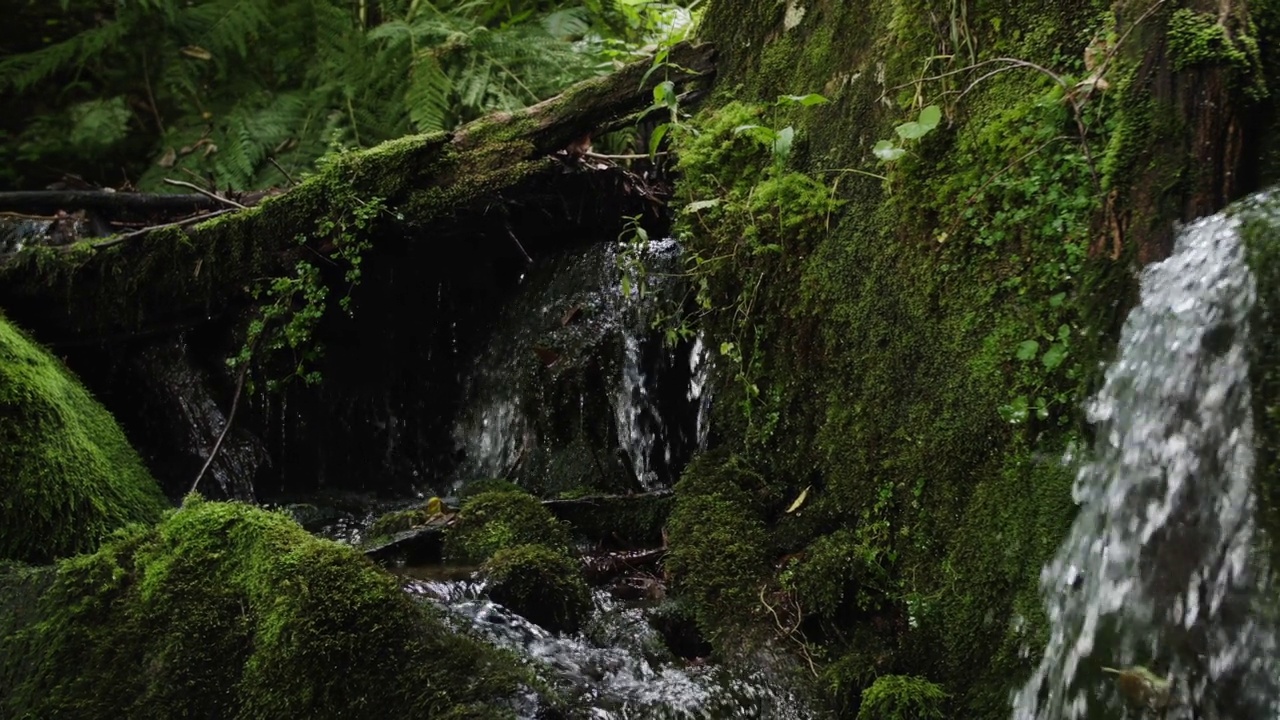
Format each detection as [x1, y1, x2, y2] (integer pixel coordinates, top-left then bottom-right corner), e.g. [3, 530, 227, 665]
[2, 0, 691, 191]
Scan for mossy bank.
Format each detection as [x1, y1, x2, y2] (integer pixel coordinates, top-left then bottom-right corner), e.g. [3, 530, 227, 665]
[663, 0, 1277, 716]
[0, 312, 168, 563]
[0, 497, 528, 719]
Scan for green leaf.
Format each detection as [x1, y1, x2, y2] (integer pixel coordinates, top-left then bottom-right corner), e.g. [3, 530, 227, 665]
[683, 198, 721, 213]
[998, 396, 1030, 424]
[1049, 292, 1067, 308]
[1035, 396, 1050, 420]
[720, 341, 736, 356]
[917, 104, 941, 130]
[1042, 343, 1068, 370]
[1057, 324, 1071, 342]
[1016, 340, 1040, 361]
[648, 122, 670, 158]
[772, 126, 794, 161]
[873, 140, 905, 162]
[778, 93, 828, 107]
[895, 121, 927, 140]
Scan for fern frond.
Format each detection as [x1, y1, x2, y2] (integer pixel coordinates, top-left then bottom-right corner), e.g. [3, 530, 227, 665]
[405, 54, 454, 133]
[0, 20, 128, 92]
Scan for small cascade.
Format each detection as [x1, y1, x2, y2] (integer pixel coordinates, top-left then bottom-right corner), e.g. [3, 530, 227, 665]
[1012, 203, 1279, 719]
[403, 579, 813, 719]
[613, 237, 703, 489]
[451, 239, 708, 494]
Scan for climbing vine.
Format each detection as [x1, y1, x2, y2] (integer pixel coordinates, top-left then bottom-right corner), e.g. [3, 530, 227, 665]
[230, 177, 389, 391]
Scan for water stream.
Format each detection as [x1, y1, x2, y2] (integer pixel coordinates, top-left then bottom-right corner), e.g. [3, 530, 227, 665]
[1011, 202, 1280, 718]
[401, 576, 813, 719]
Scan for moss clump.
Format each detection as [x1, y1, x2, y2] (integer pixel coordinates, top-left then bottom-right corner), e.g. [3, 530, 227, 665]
[459, 478, 528, 500]
[782, 529, 892, 624]
[0, 496, 525, 719]
[367, 505, 436, 537]
[0, 313, 168, 563]
[857, 675, 947, 720]
[1168, 9, 1257, 70]
[481, 544, 592, 633]
[665, 453, 770, 642]
[1241, 195, 1280, 552]
[444, 491, 572, 563]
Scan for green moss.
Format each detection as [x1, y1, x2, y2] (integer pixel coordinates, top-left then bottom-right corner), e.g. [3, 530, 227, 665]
[665, 453, 770, 644]
[545, 492, 676, 547]
[459, 478, 528, 500]
[1241, 194, 1280, 551]
[366, 505, 434, 537]
[481, 543, 592, 634]
[658, 0, 1193, 714]
[1168, 9, 1253, 69]
[0, 313, 168, 563]
[444, 491, 572, 563]
[0, 496, 525, 719]
[856, 675, 947, 720]
[782, 529, 892, 623]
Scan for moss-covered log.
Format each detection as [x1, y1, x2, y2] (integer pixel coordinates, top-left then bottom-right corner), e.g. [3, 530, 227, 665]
[0, 312, 168, 563]
[0, 41, 715, 342]
[0, 497, 528, 719]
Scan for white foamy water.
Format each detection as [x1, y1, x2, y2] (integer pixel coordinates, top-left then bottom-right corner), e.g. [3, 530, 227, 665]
[1012, 204, 1280, 719]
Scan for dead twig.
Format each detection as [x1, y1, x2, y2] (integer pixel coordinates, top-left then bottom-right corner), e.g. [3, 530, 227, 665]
[190, 349, 254, 496]
[90, 209, 235, 250]
[268, 157, 297, 187]
[163, 178, 248, 209]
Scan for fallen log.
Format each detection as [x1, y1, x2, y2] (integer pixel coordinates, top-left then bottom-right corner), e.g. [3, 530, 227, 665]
[0, 41, 715, 341]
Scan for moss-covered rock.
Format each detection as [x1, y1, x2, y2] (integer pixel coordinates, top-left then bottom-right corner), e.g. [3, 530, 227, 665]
[444, 490, 572, 563]
[856, 675, 947, 720]
[0, 496, 526, 719]
[0, 313, 168, 563]
[665, 453, 770, 643]
[481, 543, 593, 634]
[458, 478, 528, 500]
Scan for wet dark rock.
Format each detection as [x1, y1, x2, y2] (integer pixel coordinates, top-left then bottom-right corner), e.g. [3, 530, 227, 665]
[362, 525, 446, 565]
[648, 599, 713, 661]
[545, 490, 675, 548]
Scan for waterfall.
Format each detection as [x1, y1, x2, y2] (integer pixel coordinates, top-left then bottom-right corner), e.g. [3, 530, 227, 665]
[451, 239, 708, 494]
[1011, 204, 1279, 719]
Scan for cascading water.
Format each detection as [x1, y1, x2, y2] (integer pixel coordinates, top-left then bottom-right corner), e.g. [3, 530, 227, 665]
[402, 578, 813, 719]
[1012, 204, 1280, 719]
[452, 239, 707, 493]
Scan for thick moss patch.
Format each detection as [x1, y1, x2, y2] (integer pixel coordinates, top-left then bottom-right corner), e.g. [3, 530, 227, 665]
[444, 490, 573, 563]
[0, 497, 525, 719]
[0, 313, 168, 563]
[482, 543, 593, 634]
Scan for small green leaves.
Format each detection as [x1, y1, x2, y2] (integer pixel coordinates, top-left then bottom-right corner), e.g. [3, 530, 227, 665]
[1041, 343, 1068, 370]
[998, 396, 1030, 424]
[874, 105, 942, 162]
[895, 105, 941, 139]
[777, 93, 829, 107]
[1016, 340, 1040, 361]
[873, 140, 906, 162]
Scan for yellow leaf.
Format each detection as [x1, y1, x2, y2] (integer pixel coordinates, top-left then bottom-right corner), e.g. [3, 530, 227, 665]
[181, 45, 212, 61]
[426, 497, 443, 517]
[786, 485, 811, 513]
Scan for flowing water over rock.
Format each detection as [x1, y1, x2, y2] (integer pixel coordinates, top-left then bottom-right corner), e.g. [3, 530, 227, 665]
[1012, 204, 1280, 719]
[452, 239, 707, 494]
[403, 577, 813, 719]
